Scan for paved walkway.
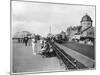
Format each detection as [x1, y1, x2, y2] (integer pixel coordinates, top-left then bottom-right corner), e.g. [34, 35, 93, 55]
[12, 41, 65, 73]
[55, 43, 95, 68]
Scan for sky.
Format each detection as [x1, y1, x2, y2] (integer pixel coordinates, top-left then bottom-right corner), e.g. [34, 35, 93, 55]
[12, 1, 95, 37]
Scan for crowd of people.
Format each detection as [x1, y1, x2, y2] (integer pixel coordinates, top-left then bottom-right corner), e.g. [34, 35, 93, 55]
[14, 35, 57, 57]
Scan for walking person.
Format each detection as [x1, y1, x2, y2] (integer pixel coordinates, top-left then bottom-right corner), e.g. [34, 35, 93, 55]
[24, 37, 29, 46]
[28, 38, 32, 46]
[31, 38, 37, 55]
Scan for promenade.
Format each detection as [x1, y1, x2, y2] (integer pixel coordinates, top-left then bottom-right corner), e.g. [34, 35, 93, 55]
[12, 41, 65, 73]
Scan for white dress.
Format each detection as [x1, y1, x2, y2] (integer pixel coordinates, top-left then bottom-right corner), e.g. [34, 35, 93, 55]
[31, 39, 36, 55]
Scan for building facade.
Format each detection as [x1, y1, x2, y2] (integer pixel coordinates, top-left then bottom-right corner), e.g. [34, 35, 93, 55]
[67, 14, 95, 42]
[80, 14, 95, 38]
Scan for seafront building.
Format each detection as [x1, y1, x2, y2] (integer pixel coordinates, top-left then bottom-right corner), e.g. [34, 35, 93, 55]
[67, 14, 95, 44]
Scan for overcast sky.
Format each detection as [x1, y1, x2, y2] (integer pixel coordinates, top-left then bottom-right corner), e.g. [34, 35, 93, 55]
[12, 1, 95, 37]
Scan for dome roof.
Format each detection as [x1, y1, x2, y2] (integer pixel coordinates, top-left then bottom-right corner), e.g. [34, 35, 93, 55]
[80, 14, 92, 22]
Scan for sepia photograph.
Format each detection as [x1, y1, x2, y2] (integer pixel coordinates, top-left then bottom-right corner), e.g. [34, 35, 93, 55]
[11, 0, 96, 74]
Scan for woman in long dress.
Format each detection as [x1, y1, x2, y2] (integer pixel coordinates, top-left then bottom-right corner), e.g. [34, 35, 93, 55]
[31, 38, 37, 55]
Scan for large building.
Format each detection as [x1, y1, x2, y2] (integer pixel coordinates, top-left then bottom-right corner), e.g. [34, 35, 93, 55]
[80, 14, 95, 38]
[13, 31, 32, 38]
[67, 14, 95, 42]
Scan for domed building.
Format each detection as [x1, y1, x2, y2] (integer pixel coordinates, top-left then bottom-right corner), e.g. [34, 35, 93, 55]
[67, 14, 95, 43]
[80, 14, 95, 38]
[81, 14, 92, 30]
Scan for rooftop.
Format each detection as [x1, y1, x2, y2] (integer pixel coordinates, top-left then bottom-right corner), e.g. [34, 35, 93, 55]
[80, 14, 92, 22]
